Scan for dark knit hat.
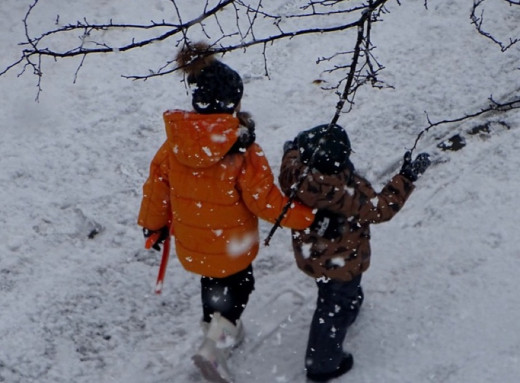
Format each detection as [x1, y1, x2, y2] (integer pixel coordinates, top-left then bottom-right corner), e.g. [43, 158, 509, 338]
[177, 43, 243, 114]
[296, 124, 352, 174]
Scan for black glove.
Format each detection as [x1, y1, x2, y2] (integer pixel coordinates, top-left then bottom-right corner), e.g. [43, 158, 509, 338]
[228, 112, 256, 154]
[143, 226, 169, 251]
[399, 151, 431, 182]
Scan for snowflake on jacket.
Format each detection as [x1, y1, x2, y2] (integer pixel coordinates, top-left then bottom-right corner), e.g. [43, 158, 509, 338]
[279, 124, 426, 282]
[138, 110, 314, 278]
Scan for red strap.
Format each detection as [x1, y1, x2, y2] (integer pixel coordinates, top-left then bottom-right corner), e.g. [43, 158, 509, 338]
[154, 235, 171, 294]
[144, 232, 161, 250]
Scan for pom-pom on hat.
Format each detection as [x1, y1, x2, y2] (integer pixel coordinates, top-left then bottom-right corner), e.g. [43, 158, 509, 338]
[176, 42, 243, 114]
[296, 124, 353, 174]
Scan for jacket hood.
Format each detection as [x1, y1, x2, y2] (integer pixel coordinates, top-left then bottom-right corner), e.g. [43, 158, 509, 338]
[163, 110, 239, 169]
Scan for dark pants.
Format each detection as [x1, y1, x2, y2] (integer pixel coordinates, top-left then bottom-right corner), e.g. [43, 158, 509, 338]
[201, 265, 255, 324]
[305, 275, 364, 375]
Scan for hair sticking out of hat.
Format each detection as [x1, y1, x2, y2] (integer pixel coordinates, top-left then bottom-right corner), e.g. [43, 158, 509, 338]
[176, 42, 244, 115]
[176, 42, 216, 76]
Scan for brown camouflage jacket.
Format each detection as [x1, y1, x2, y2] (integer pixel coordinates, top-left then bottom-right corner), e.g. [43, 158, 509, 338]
[279, 149, 415, 281]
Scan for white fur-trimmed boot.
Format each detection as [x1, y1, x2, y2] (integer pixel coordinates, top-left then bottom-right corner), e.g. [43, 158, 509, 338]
[192, 312, 244, 383]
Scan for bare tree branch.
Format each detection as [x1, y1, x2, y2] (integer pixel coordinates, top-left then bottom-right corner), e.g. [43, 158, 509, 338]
[410, 97, 520, 155]
[5, 0, 517, 100]
[265, 0, 389, 245]
[470, 0, 520, 51]
[19, 0, 235, 58]
[5, 1, 387, 78]
[1, 0, 400, 99]
[2, 0, 519, 243]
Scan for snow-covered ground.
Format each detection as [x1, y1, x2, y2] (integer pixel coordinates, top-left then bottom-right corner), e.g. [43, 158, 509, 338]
[1, 1, 520, 382]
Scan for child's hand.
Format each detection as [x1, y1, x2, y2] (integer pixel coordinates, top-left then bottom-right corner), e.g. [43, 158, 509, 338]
[229, 113, 255, 154]
[399, 151, 431, 182]
[143, 227, 170, 251]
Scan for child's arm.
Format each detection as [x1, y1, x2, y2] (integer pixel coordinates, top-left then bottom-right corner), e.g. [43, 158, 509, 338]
[351, 174, 415, 224]
[137, 141, 172, 231]
[279, 148, 415, 224]
[238, 143, 314, 230]
[351, 151, 430, 224]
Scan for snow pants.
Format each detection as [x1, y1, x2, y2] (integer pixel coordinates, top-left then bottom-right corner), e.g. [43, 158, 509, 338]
[200, 265, 255, 325]
[305, 275, 364, 375]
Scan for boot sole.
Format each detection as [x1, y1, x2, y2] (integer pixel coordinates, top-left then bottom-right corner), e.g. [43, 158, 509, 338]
[306, 353, 354, 382]
[192, 354, 232, 383]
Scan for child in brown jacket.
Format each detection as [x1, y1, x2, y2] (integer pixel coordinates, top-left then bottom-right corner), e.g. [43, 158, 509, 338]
[279, 123, 430, 382]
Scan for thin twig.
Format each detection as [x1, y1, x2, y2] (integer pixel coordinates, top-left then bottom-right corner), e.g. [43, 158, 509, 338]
[410, 97, 520, 155]
[264, 0, 388, 245]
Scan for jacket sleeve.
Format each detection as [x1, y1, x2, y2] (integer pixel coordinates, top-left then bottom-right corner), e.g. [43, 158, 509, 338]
[349, 174, 415, 224]
[279, 149, 310, 198]
[137, 141, 171, 231]
[238, 144, 314, 230]
[279, 149, 415, 225]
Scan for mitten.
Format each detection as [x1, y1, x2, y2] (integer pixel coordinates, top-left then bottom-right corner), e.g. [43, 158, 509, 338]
[143, 226, 170, 251]
[228, 112, 256, 154]
[399, 151, 431, 182]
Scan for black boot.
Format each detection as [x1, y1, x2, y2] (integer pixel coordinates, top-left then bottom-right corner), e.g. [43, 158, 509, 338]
[306, 353, 353, 382]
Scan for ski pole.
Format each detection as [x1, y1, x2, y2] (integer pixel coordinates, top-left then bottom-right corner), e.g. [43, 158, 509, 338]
[154, 235, 171, 295]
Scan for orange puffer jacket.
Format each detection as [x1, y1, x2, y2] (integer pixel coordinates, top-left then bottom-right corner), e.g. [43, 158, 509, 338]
[138, 110, 314, 277]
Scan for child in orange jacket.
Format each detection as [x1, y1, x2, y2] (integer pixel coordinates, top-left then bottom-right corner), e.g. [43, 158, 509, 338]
[137, 43, 314, 383]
